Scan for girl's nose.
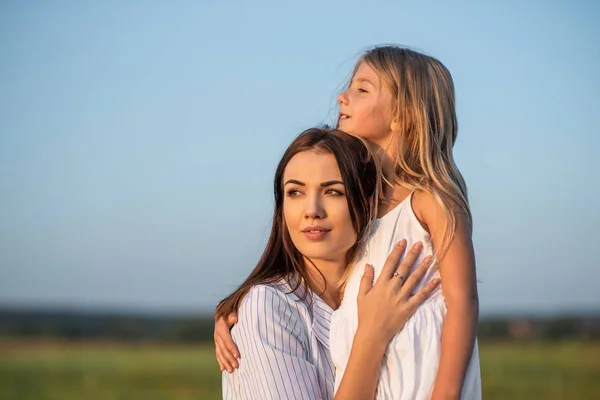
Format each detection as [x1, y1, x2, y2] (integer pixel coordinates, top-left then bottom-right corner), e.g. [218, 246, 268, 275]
[337, 90, 349, 106]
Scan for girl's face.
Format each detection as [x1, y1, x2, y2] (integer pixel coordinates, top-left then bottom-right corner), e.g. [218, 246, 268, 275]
[283, 150, 357, 264]
[337, 62, 394, 146]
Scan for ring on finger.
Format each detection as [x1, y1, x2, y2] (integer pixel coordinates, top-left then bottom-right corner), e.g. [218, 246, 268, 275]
[393, 272, 405, 280]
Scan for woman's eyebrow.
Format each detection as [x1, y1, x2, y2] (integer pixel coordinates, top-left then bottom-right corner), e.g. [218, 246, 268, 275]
[321, 180, 344, 187]
[284, 179, 305, 186]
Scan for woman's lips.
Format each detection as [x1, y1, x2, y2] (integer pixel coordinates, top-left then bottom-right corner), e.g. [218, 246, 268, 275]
[302, 227, 331, 241]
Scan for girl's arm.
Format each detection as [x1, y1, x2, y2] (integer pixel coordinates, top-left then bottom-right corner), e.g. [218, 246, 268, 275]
[214, 314, 239, 373]
[414, 191, 479, 400]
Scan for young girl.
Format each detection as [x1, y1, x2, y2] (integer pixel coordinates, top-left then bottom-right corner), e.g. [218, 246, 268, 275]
[332, 46, 481, 399]
[216, 46, 481, 399]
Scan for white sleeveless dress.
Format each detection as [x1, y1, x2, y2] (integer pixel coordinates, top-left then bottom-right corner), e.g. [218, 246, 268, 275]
[330, 193, 482, 399]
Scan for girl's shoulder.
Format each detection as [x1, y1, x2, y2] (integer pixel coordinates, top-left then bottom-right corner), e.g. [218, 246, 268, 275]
[411, 189, 465, 223]
[409, 189, 437, 233]
[411, 189, 471, 239]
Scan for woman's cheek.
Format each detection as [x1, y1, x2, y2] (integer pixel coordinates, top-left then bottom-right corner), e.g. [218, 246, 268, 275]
[333, 207, 356, 251]
[283, 202, 299, 228]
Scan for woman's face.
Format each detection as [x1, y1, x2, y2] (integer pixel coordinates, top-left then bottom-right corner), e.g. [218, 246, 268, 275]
[337, 62, 394, 146]
[282, 150, 357, 264]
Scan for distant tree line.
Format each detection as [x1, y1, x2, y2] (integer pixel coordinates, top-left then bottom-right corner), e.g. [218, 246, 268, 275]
[478, 316, 600, 341]
[0, 308, 599, 343]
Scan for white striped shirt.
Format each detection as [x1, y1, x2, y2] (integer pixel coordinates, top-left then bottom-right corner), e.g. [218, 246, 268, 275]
[222, 279, 335, 400]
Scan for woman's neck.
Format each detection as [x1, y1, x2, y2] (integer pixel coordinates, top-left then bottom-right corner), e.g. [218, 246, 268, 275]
[304, 257, 345, 310]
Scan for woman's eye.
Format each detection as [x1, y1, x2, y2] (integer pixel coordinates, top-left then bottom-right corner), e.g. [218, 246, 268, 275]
[357, 88, 368, 93]
[286, 189, 302, 197]
[325, 189, 344, 196]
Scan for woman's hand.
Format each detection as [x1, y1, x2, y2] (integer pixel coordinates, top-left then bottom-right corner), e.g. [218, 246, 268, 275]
[357, 239, 439, 343]
[334, 240, 440, 400]
[215, 239, 438, 373]
[214, 313, 240, 372]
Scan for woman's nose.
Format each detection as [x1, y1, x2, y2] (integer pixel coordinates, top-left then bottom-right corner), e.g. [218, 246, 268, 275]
[304, 195, 324, 219]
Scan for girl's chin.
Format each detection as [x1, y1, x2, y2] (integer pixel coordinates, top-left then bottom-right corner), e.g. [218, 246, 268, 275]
[337, 120, 353, 131]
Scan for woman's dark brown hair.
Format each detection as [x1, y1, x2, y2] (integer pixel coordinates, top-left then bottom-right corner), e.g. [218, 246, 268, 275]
[215, 127, 379, 320]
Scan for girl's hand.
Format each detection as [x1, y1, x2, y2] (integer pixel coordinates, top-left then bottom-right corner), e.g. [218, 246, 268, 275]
[214, 313, 240, 372]
[357, 240, 439, 343]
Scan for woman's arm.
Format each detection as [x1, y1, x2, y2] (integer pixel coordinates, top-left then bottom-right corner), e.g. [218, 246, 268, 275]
[334, 240, 440, 400]
[415, 192, 479, 400]
[212, 243, 427, 376]
[223, 284, 327, 399]
[219, 241, 440, 400]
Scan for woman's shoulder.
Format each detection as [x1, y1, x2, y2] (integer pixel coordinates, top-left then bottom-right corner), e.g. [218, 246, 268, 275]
[244, 282, 288, 301]
[239, 280, 310, 316]
[236, 281, 311, 338]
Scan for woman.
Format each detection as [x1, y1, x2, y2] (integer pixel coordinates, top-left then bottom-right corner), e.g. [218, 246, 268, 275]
[215, 127, 439, 399]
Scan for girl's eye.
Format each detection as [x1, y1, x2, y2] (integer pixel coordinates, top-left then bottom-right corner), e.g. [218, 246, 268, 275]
[325, 189, 345, 196]
[357, 88, 368, 93]
[286, 188, 303, 197]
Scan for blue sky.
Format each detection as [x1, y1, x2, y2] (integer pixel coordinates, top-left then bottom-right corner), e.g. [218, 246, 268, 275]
[1, 1, 599, 315]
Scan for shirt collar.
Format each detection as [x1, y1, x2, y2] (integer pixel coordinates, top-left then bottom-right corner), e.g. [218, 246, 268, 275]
[279, 274, 333, 350]
[310, 293, 333, 350]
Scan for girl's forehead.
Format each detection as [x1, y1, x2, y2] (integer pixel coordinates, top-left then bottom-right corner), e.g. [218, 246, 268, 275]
[352, 62, 379, 83]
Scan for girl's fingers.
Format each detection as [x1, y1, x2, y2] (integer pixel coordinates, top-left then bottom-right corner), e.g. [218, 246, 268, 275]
[227, 312, 238, 327]
[216, 352, 226, 372]
[380, 239, 407, 281]
[400, 255, 433, 294]
[214, 336, 227, 363]
[223, 348, 239, 369]
[215, 343, 232, 372]
[216, 314, 240, 359]
[216, 335, 239, 370]
[408, 278, 441, 308]
[224, 339, 240, 360]
[214, 335, 223, 364]
[217, 327, 240, 360]
[216, 316, 229, 331]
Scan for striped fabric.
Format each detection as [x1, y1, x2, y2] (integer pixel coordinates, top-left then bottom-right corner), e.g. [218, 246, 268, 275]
[222, 279, 335, 400]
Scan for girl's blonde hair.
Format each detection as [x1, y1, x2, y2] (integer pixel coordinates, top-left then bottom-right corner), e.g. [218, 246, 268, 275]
[355, 46, 471, 258]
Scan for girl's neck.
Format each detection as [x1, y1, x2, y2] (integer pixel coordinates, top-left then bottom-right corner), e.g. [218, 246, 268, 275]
[304, 257, 345, 310]
[368, 132, 413, 216]
[368, 131, 398, 182]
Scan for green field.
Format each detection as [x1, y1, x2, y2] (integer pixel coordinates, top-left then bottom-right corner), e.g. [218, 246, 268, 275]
[1, 340, 599, 399]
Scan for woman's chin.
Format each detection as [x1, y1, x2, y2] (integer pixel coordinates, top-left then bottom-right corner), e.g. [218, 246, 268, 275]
[300, 248, 347, 266]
